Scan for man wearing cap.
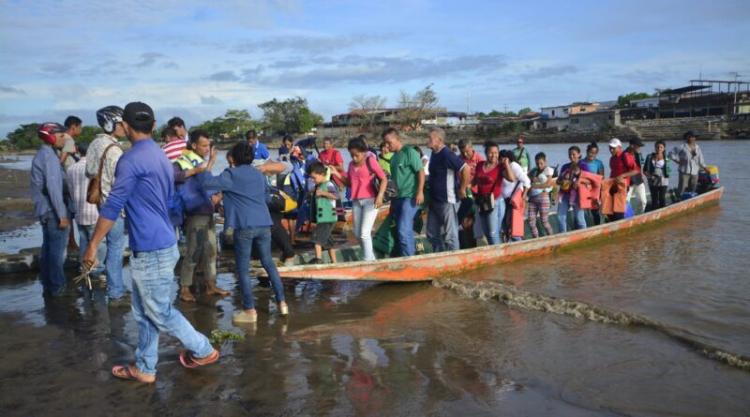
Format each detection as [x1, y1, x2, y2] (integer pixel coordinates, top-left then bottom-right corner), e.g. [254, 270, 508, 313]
[625, 138, 646, 214]
[30, 123, 71, 297]
[607, 138, 639, 220]
[87, 106, 128, 306]
[246, 129, 270, 161]
[83, 102, 219, 384]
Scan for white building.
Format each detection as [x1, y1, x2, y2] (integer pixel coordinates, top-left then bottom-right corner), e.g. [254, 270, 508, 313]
[630, 97, 659, 108]
[540, 105, 569, 119]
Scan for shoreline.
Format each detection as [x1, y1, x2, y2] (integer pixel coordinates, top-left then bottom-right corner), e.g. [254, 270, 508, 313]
[0, 166, 35, 232]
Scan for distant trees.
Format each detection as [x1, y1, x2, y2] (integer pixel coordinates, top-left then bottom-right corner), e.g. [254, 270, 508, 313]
[617, 92, 653, 107]
[475, 107, 535, 119]
[258, 97, 323, 135]
[2, 123, 103, 150]
[4, 123, 41, 149]
[349, 94, 387, 129]
[192, 109, 259, 141]
[398, 85, 439, 130]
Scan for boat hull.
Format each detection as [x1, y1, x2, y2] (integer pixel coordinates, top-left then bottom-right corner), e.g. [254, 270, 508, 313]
[275, 187, 724, 282]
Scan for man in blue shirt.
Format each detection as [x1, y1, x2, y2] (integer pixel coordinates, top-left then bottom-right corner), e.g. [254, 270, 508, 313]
[246, 129, 270, 160]
[83, 102, 218, 384]
[30, 122, 71, 297]
[426, 127, 470, 252]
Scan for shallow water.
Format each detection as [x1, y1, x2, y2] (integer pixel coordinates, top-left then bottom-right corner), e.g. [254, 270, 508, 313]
[1, 140, 749, 416]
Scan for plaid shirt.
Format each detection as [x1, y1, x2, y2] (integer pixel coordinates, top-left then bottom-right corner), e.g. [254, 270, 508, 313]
[67, 158, 99, 226]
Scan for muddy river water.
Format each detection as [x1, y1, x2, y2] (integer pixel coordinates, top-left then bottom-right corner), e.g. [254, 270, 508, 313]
[1, 141, 749, 416]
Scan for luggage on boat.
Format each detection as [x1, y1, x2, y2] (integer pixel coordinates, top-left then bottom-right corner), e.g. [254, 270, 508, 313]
[698, 165, 720, 193]
[681, 191, 698, 200]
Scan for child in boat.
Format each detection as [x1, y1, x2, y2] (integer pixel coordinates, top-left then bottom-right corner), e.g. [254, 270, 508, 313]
[527, 152, 556, 238]
[308, 161, 339, 264]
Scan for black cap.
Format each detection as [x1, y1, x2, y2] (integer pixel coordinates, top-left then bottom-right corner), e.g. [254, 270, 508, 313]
[123, 101, 155, 126]
[629, 138, 644, 147]
[683, 130, 697, 140]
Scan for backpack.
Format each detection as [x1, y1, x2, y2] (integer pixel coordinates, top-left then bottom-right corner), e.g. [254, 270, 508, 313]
[364, 155, 397, 202]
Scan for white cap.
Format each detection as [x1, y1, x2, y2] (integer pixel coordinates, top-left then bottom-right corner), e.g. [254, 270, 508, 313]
[608, 138, 622, 148]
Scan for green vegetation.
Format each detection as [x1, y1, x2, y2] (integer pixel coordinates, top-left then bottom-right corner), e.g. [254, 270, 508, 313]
[2, 123, 102, 150]
[4, 123, 41, 150]
[476, 107, 535, 118]
[617, 92, 653, 107]
[258, 97, 324, 136]
[191, 109, 260, 142]
[209, 329, 245, 344]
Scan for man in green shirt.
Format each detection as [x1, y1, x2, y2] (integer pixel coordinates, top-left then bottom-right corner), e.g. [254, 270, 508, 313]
[383, 128, 424, 256]
[512, 134, 531, 173]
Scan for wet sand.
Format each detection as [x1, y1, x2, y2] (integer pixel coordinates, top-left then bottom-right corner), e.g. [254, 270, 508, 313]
[0, 167, 35, 233]
[1, 141, 749, 416]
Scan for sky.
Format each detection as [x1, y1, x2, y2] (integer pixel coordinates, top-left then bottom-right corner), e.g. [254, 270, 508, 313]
[1, 0, 749, 136]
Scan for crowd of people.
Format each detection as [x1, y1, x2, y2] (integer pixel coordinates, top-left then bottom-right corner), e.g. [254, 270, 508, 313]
[29, 100, 711, 383]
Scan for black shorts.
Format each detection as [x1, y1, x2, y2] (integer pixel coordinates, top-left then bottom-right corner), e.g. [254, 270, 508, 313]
[311, 222, 335, 250]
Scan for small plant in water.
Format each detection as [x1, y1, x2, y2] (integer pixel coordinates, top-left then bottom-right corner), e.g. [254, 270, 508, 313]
[209, 329, 245, 344]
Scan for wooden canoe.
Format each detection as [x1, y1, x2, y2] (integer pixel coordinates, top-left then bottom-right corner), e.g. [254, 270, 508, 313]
[273, 187, 724, 282]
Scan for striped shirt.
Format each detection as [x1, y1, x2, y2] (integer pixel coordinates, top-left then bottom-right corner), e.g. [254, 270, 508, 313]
[67, 157, 99, 226]
[162, 139, 186, 161]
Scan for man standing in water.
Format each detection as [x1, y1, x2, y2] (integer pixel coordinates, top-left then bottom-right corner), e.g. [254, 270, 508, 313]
[30, 122, 71, 297]
[83, 102, 219, 383]
[86, 106, 129, 306]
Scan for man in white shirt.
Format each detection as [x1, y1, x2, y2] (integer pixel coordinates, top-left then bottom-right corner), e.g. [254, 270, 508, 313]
[67, 142, 105, 278]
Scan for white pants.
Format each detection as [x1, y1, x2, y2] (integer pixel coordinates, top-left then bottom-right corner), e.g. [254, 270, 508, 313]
[628, 183, 647, 215]
[352, 198, 378, 261]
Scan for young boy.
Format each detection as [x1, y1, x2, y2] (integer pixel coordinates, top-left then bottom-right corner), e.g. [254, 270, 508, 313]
[308, 161, 338, 264]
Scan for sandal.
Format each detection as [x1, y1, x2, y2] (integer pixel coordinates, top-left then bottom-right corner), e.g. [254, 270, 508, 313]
[179, 349, 220, 369]
[111, 364, 156, 384]
[179, 287, 197, 303]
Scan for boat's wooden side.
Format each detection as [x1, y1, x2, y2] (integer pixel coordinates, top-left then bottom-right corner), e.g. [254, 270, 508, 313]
[341, 204, 390, 227]
[276, 187, 724, 282]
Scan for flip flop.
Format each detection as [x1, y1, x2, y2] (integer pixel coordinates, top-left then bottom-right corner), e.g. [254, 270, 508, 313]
[111, 364, 156, 384]
[179, 349, 220, 369]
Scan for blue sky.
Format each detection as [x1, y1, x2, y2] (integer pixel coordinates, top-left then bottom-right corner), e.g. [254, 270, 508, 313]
[1, 0, 749, 136]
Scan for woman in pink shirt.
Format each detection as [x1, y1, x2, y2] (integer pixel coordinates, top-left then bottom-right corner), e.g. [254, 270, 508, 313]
[331, 137, 388, 261]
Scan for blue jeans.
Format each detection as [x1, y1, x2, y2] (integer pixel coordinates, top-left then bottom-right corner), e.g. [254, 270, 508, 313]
[478, 197, 502, 245]
[130, 244, 213, 376]
[557, 197, 586, 233]
[105, 216, 126, 299]
[427, 201, 460, 252]
[77, 223, 105, 275]
[234, 227, 286, 310]
[391, 197, 419, 256]
[40, 212, 69, 295]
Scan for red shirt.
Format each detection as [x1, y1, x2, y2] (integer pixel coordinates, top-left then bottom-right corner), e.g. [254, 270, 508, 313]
[609, 150, 637, 186]
[162, 139, 186, 161]
[473, 161, 503, 199]
[319, 149, 344, 168]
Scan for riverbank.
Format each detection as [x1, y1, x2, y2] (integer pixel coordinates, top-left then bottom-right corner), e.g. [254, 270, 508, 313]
[0, 167, 34, 232]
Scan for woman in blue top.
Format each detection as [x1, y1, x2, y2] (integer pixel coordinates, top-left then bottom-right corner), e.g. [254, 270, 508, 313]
[199, 142, 289, 324]
[584, 142, 605, 225]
